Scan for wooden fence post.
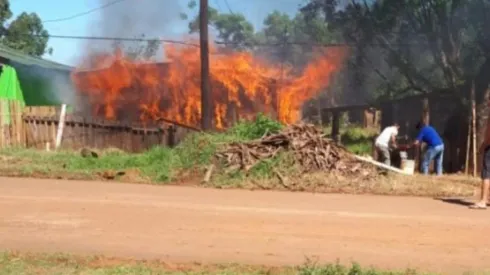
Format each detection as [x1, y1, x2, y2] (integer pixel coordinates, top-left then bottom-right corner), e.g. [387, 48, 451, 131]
[332, 110, 341, 143]
[55, 104, 67, 150]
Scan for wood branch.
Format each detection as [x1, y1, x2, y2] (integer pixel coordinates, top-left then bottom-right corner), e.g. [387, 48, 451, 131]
[273, 168, 289, 189]
[215, 123, 379, 180]
[154, 116, 202, 132]
[465, 112, 471, 175]
[375, 35, 434, 92]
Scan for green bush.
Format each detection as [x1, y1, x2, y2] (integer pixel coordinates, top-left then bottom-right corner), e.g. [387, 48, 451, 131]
[341, 127, 378, 144]
[230, 113, 283, 140]
[340, 126, 378, 156]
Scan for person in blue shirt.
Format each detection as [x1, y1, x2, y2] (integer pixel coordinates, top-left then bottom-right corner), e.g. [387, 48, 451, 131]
[413, 122, 444, 175]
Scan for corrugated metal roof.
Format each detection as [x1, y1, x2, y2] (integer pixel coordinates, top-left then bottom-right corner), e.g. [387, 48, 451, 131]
[0, 45, 73, 71]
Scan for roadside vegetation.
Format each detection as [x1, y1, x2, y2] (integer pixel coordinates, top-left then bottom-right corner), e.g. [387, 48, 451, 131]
[0, 114, 478, 197]
[340, 126, 378, 156]
[0, 252, 435, 275]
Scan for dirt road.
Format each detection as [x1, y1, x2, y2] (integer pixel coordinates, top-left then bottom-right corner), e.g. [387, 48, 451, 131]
[0, 177, 488, 274]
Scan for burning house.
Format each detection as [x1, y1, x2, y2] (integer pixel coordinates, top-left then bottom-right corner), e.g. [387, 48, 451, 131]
[71, 43, 347, 131]
[72, 60, 280, 129]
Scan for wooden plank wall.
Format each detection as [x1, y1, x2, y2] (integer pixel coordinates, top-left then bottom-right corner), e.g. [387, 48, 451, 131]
[0, 99, 25, 149]
[22, 116, 196, 152]
[0, 103, 197, 152]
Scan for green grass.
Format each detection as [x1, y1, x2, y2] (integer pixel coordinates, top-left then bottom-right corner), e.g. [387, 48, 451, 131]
[0, 252, 437, 275]
[0, 117, 480, 198]
[0, 133, 234, 183]
[0, 114, 286, 184]
[322, 125, 377, 155]
[0, 118, 376, 184]
[341, 126, 378, 156]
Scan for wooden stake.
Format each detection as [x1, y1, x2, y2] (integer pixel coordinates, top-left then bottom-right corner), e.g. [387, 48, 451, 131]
[317, 97, 323, 125]
[472, 80, 477, 177]
[15, 101, 22, 146]
[55, 104, 67, 150]
[202, 164, 215, 183]
[20, 105, 26, 147]
[465, 113, 471, 175]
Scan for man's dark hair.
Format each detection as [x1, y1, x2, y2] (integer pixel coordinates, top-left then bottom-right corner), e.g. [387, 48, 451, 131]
[415, 121, 424, 130]
[393, 122, 400, 127]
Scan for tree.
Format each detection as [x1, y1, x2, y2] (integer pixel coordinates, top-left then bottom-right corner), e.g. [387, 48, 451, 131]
[303, 0, 490, 95]
[300, 0, 490, 145]
[185, 1, 256, 51]
[2, 12, 51, 56]
[0, 0, 11, 35]
[256, 10, 338, 70]
[254, 11, 296, 65]
[0, 1, 51, 56]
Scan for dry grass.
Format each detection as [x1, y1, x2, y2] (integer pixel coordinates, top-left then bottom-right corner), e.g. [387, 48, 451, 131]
[0, 251, 439, 275]
[211, 172, 477, 197]
[0, 251, 284, 275]
[0, 147, 479, 198]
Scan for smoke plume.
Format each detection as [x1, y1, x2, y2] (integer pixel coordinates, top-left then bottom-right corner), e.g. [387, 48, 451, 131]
[82, 0, 186, 62]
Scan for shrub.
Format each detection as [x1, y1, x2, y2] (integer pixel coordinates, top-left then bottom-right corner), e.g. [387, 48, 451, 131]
[341, 127, 378, 144]
[230, 113, 283, 140]
[341, 126, 378, 156]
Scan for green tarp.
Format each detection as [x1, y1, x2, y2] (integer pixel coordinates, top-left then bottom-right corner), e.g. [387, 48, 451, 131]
[0, 64, 74, 121]
[13, 62, 71, 106]
[0, 65, 25, 124]
[0, 44, 73, 107]
[0, 64, 25, 102]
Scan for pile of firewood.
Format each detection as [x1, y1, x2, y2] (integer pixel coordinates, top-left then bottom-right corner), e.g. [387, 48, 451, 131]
[215, 123, 375, 178]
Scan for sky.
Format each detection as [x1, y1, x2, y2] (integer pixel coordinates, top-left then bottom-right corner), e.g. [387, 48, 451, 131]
[11, 0, 302, 67]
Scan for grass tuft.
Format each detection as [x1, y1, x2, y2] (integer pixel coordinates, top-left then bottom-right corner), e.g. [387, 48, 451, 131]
[0, 252, 437, 275]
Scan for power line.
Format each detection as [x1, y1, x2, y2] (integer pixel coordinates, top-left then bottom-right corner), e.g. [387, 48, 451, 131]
[213, 0, 223, 11]
[223, 0, 235, 14]
[20, 32, 429, 48]
[43, 0, 127, 23]
[46, 34, 199, 47]
[215, 40, 428, 47]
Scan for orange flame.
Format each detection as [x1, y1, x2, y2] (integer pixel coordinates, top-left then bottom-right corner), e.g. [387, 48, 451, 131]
[71, 41, 347, 129]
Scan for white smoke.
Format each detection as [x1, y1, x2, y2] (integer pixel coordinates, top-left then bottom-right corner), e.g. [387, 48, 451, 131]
[81, 0, 186, 62]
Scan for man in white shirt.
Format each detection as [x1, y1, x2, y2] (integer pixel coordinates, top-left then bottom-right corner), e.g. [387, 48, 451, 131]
[375, 123, 400, 166]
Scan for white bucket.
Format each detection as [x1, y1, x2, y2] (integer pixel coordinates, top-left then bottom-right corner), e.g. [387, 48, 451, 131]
[401, 159, 415, 175]
[399, 151, 408, 159]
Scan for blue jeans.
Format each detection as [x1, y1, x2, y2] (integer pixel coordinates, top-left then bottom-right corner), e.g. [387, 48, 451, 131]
[421, 144, 444, 175]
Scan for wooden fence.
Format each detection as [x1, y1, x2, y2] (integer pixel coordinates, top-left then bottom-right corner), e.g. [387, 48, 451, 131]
[0, 100, 197, 152]
[0, 99, 24, 148]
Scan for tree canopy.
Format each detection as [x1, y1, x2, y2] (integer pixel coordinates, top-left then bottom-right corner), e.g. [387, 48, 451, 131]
[182, 0, 490, 105]
[0, 0, 51, 57]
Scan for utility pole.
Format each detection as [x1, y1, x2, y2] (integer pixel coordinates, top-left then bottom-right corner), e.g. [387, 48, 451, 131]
[199, 0, 213, 130]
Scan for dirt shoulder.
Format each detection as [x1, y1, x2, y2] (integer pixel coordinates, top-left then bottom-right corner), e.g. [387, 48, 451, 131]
[0, 177, 488, 275]
[0, 151, 480, 197]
